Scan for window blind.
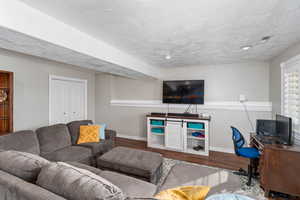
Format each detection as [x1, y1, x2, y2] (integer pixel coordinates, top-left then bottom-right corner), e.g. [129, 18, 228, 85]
[282, 57, 300, 144]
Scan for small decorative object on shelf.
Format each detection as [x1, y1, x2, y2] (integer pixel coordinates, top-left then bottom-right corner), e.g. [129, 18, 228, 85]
[0, 89, 7, 103]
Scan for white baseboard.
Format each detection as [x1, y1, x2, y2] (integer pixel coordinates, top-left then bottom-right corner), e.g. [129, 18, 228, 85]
[117, 134, 234, 154]
[117, 134, 147, 141]
[111, 100, 272, 112]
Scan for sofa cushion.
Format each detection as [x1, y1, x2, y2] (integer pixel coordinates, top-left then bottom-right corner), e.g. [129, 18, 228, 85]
[0, 130, 40, 154]
[67, 120, 93, 144]
[76, 140, 113, 157]
[66, 161, 103, 176]
[77, 125, 100, 144]
[0, 170, 67, 200]
[155, 186, 210, 200]
[42, 146, 92, 164]
[100, 171, 157, 198]
[36, 124, 72, 155]
[158, 163, 242, 197]
[0, 150, 49, 182]
[37, 162, 126, 200]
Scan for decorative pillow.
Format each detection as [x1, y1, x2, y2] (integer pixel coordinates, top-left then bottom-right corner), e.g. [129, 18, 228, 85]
[0, 150, 50, 182]
[98, 123, 107, 140]
[155, 186, 210, 200]
[36, 162, 126, 200]
[77, 125, 100, 144]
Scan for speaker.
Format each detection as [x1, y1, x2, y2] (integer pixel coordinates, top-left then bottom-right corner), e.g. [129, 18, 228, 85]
[256, 119, 277, 136]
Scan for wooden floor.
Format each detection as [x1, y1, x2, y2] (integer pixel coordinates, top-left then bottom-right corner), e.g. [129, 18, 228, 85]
[116, 137, 248, 171]
[116, 137, 300, 200]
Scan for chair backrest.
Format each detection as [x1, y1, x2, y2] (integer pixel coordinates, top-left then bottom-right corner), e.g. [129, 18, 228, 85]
[231, 126, 245, 156]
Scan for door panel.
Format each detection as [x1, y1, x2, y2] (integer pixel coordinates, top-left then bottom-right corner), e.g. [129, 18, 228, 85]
[165, 121, 183, 150]
[51, 80, 67, 124]
[69, 81, 85, 121]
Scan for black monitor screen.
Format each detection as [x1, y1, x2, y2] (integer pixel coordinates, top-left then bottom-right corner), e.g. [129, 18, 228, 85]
[163, 80, 204, 104]
[276, 114, 292, 145]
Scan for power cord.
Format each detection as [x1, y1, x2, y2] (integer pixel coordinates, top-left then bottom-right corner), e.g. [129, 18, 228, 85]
[184, 104, 192, 113]
[241, 101, 255, 131]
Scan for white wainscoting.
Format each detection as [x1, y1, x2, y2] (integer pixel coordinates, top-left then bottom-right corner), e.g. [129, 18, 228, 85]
[111, 100, 272, 112]
[117, 134, 147, 141]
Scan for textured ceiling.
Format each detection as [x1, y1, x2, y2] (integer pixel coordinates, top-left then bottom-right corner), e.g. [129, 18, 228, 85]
[0, 27, 150, 79]
[19, 0, 300, 68]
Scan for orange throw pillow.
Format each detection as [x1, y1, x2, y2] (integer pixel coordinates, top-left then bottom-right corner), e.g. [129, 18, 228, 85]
[155, 186, 210, 200]
[77, 125, 100, 144]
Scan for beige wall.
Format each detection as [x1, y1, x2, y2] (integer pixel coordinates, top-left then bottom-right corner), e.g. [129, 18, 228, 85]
[112, 62, 270, 101]
[96, 62, 271, 152]
[0, 46, 272, 152]
[269, 42, 300, 116]
[0, 49, 96, 131]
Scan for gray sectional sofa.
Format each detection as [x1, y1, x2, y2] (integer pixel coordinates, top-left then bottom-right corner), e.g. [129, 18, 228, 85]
[0, 151, 157, 200]
[0, 120, 159, 200]
[0, 120, 116, 166]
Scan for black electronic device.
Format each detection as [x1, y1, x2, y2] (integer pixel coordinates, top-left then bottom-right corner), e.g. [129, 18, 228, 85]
[276, 114, 293, 145]
[167, 113, 199, 118]
[256, 120, 277, 136]
[163, 80, 204, 104]
[150, 112, 199, 118]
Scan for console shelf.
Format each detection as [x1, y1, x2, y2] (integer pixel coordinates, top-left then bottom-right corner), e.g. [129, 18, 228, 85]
[147, 114, 210, 156]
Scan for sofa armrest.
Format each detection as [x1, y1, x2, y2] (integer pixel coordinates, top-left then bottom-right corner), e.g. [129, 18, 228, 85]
[105, 129, 117, 146]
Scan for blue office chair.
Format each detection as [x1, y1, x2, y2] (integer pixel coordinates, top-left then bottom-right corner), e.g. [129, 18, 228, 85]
[231, 126, 260, 186]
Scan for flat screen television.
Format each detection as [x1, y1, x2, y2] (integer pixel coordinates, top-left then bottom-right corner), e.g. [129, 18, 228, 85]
[276, 114, 293, 145]
[163, 80, 204, 104]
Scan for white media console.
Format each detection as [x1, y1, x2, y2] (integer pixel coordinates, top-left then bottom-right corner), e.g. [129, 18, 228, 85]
[147, 114, 210, 156]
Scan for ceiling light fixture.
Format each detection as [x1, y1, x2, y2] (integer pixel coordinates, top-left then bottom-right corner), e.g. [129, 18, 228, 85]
[165, 54, 172, 60]
[241, 45, 252, 51]
[240, 35, 272, 51]
[260, 36, 272, 43]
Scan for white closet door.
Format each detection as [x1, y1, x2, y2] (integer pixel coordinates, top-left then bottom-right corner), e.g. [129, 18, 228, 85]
[50, 76, 86, 124]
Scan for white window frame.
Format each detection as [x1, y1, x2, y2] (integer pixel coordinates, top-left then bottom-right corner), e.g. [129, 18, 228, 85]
[281, 54, 300, 144]
[49, 75, 88, 124]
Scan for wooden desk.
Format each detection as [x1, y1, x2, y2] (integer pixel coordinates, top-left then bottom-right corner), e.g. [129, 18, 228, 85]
[251, 133, 300, 197]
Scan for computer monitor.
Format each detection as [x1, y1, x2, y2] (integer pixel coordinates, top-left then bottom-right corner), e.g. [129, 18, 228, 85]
[256, 119, 277, 136]
[276, 114, 293, 145]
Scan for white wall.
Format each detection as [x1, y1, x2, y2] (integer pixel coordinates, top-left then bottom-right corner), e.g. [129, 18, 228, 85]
[0, 48, 96, 131]
[95, 62, 271, 153]
[269, 42, 300, 116]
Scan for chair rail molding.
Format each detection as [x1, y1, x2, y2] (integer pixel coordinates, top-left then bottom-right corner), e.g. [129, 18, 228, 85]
[110, 100, 272, 112]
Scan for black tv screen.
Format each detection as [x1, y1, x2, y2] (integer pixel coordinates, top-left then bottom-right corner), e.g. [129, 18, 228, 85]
[276, 114, 293, 145]
[163, 80, 204, 104]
